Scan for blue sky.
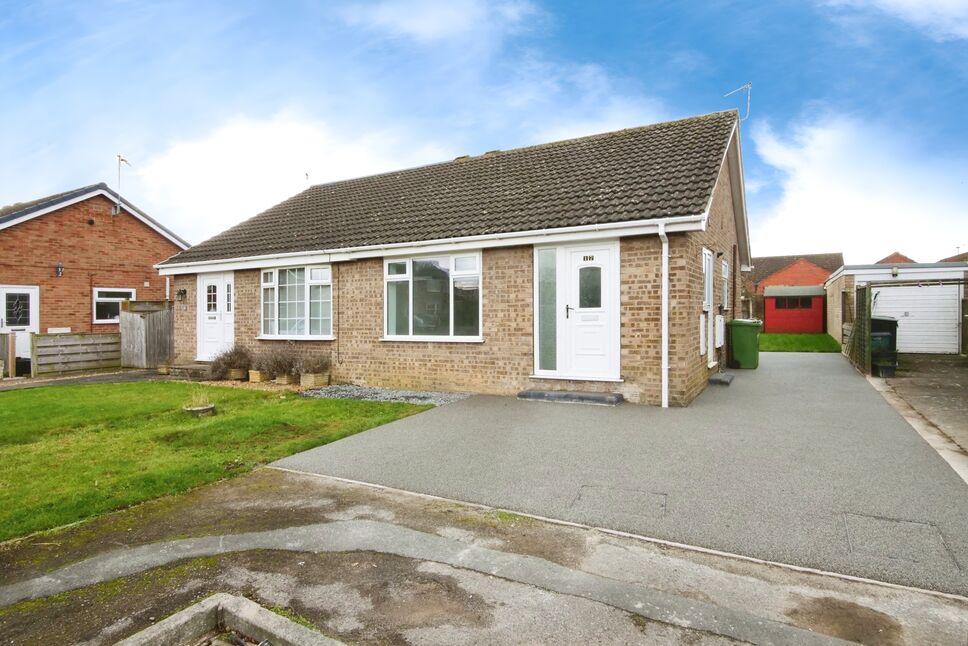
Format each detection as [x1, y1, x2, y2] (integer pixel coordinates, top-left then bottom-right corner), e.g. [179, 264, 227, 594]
[2, 0, 967, 262]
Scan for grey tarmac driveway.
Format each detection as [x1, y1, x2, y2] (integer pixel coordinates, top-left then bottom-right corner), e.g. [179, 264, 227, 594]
[274, 353, 968, 596]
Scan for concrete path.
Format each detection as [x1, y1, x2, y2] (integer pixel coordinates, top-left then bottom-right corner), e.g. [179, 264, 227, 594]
[274, 353, 968, 596]
[887, 353, 968, 453]
[0, 519, 847, 645]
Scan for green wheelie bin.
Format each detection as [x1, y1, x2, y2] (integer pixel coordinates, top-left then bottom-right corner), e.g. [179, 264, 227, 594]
[728, 319, 762, 369]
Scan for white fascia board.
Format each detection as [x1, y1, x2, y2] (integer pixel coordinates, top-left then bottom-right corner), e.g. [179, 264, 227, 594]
[0, 189, 189, 250]
[156, 214, 706, 275]
[695, 119, 751, 266]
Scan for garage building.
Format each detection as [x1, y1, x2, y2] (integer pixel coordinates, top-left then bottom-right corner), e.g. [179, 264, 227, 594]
[825, 262, 966, 354]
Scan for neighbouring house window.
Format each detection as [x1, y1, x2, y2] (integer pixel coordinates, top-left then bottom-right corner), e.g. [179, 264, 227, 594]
[721, 260, 730, 309]
[384, 253, 481, 340]
[93, 288, 136, 324]
[260, 266, 332, 338]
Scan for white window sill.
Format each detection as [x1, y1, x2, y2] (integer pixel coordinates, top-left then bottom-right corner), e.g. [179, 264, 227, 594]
[93, 319, 120, 325]
[529, 374, 624, 383]
[381, 336, 484, 343]
[708, 361, 718, 369]
[256, 335, 335, 341]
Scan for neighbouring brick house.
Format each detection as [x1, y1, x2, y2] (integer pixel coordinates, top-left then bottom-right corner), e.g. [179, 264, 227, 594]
[743, 252, 844, 333]
[159, 111, 752, 407]
[0, 183, 188, 359]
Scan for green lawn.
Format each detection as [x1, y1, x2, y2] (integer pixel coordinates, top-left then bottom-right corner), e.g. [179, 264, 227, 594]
[0, 382, 428, 542]
[759, 333, 841, 353]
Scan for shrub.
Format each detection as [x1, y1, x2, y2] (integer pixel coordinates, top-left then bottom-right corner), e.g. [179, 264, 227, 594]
[255, 347, 300, 379]
[210, 345, 253, 380]
[300, 355, 331, 374]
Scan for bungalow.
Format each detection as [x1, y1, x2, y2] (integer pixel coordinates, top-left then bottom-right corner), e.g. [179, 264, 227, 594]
[0, 183, 188, 364]
[157, 110, 752, 407]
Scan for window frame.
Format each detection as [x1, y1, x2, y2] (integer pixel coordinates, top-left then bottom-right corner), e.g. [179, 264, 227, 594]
[258, 265, 334, 340]
[701, 248, 714, 312]
[382, 251, 483, 343]
[92, 287, 136, 324]
[721, 259, 730, 310]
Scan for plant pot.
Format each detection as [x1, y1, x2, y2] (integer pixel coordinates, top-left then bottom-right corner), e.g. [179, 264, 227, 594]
[226, 368, 247, 381]
[157, 365, 170, 375]
[249, 370, 267, 383]
[300, 372, 330, 388]
[274, 374, 293, 385]
[183, 404, 215, 416]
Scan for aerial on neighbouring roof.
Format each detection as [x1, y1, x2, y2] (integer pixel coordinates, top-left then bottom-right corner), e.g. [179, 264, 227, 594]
[0, 182, 189, 249]
[875, 251, 916, 264]
[751, 252, 844, 284]
[161, 110, 741, 266]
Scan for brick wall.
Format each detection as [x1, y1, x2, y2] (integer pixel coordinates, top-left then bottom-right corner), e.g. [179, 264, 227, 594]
[171, 164, 742, 406]
[0, 195, 182, 333]
[666, 160, 742, 405]
[172, 274, 197, 363]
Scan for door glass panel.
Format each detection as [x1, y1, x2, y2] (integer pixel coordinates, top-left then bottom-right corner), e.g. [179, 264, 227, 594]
[206, 285, 217, 312]
[5, 293, 30, 326]
[578, 266, 601, 308]
[386, 281, 409, 335]
[538, 249, 556, 370]
[225, 283, 233, 313]
[452, 277, 479, 336]
[412, 258, 449, 335]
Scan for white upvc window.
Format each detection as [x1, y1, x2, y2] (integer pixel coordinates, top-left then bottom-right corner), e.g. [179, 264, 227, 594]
[384, 252, 482, 342]
[702, 248, 714, 312]
[259, 265, 333, 339]
[93, 287, 136, 324]
[721, 259, 730, 310]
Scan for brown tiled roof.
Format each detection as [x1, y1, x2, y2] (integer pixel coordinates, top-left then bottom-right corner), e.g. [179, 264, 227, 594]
[751, 253, 844, 284]
[162, 110, 739, 265]
[876, 251, 916, 264]
[938, 251, 968, 263]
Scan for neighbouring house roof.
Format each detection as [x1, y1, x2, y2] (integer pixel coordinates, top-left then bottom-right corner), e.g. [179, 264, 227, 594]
[875, 251, 916, 264]
[161, 110, 743, 266]
[938, 251, 968, 263]
[751, 253, 844, 284]
[0, 182, 189, 249]
[764, 285, 825, 297]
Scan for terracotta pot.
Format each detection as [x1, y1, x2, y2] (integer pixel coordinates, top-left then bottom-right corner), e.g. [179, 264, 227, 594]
[226, 367, 247, 381]
[300, 372, 331, 388]
[274, 374, 293, 385]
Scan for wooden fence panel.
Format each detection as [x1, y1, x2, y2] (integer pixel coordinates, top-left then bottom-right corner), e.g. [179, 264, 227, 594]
[31, 333, 121, 377]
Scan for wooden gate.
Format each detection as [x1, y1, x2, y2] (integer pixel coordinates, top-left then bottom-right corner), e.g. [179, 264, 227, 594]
[120, 301, 173, 368]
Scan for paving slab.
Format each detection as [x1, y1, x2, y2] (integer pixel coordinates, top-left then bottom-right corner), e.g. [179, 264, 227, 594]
[274, 353, 968, 596]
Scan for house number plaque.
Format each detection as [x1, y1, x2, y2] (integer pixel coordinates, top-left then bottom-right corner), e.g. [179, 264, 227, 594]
[583, 255, 594, 261]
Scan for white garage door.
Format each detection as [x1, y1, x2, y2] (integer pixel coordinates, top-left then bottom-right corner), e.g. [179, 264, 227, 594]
[872, 285, 961, 353]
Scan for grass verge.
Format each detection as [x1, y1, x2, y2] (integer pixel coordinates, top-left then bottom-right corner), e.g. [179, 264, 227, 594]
[0, 382, 428, 542]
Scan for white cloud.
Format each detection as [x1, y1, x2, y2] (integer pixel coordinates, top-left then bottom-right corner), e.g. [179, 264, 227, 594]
[821, 0, 968, 40]
[751, 114, 968, 264]
[339, 0, 537, 43]
[133, 113, 452, 244]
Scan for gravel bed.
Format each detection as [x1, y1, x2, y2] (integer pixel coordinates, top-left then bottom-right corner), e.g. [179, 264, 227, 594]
[301, 384, 470, 406]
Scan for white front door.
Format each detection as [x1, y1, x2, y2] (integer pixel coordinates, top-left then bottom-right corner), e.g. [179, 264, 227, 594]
[197, 272, 235, 361]
[0, 285, 39, 358]
[534, 242, 620, 380]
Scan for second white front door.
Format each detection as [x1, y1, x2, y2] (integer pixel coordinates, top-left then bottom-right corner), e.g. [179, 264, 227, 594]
[0, 285, 39, 358]
[197, 272, 235, 361]
[534, 241, 620, 380]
